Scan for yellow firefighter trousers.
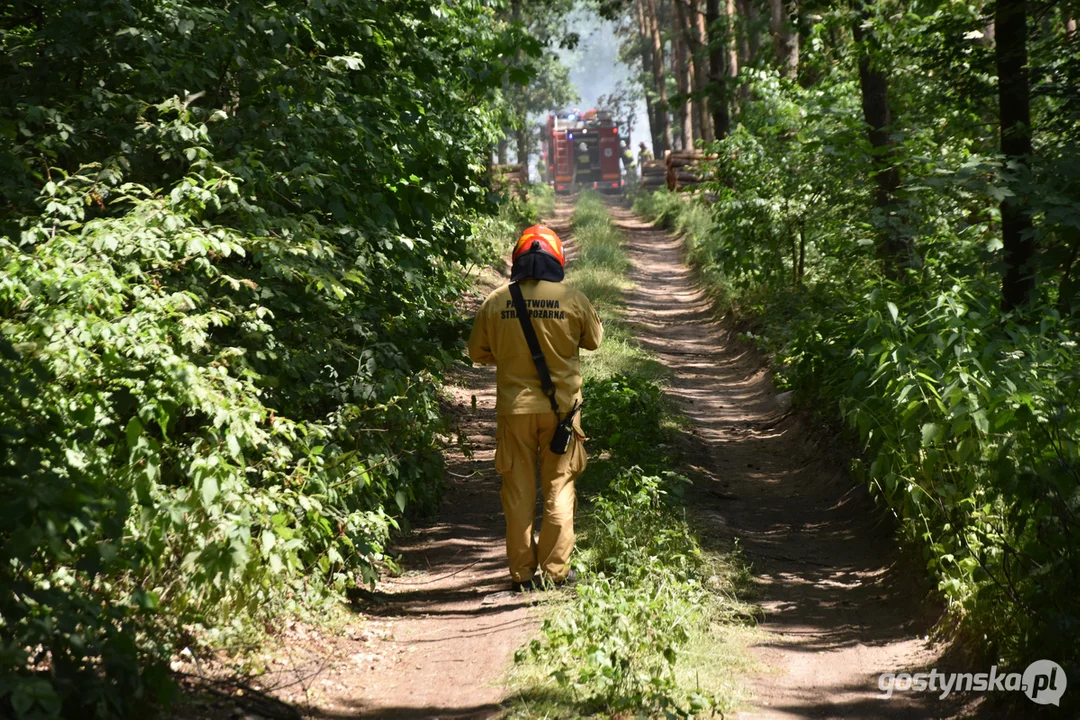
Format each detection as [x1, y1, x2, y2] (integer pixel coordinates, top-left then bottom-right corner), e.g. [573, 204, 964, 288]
[494, 412, 586, 583]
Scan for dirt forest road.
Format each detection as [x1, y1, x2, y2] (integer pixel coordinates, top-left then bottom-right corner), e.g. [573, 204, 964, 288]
[603, 197, 969, 720]
[281, 195, 967, 720]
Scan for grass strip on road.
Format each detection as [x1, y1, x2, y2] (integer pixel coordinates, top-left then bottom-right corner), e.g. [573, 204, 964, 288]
[567, 192, 665, 385]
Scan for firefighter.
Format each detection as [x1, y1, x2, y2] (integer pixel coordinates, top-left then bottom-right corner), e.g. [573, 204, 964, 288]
[576, 141, 590, 168]
[467, 226, 603, 590]
[620, 139, 637, 177]
[638, 141, 653, 166]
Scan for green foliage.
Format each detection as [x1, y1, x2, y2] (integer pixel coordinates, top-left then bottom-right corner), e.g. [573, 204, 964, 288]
[582, 374, 675, 483]
[472, 189, 544, 269]
[0, 1, 545, 716]
[636, 9, 1080, 678]
[520, 468, 713, 718]
[839, 284, 1080, 665]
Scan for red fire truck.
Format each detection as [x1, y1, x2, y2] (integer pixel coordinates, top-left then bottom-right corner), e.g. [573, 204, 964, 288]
[542, 109, 627, 194]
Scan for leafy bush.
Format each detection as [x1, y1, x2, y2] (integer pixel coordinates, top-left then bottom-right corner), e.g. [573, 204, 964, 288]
[583, 374, 675, 479]
[520, 468, 713, 718]
[472, 189, 544, 269]
[839, 284, 1080, 665]
[0, 1, 532, 716]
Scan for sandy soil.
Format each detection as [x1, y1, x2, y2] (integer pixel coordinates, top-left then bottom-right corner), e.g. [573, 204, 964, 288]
[602, 197, 973, 720]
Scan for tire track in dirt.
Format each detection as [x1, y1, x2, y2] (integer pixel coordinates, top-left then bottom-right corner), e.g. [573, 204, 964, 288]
[604, 198, 968, 720]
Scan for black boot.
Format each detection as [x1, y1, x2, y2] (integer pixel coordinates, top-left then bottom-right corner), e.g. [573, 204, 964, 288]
[511, 575, 538, 592]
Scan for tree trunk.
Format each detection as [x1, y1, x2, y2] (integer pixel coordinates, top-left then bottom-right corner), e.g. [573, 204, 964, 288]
[689, 54, 702, 142]
[636, 0, 663, 153]
[725, 0, 739, 80]
[505, 0, 522, 172]
[684, 3, 702, 141]
[692, 1, 715, 143]
[735, 0, 758, 106]
[643, 92, 658, 153]
[673, 0, 696, 148]
[797, 219, 807, 288]
[853, 0, 905, 275]
[646, 0, 673, 154]
[725, 0, 739, 115]
[735, 0, 752, 67]
[516, 126, 529, 177]
[996, 0, 1036, 311]
[769, 0, 799, 79]
[741, 0, 761, 65]
[707, 0, 731, 138]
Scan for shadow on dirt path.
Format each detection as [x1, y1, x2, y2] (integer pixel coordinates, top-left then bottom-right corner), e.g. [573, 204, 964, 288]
[318, 359, 530, 719]
[603, 197, 972, 720]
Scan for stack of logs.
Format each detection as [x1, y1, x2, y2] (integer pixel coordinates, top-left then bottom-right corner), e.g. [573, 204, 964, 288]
[665, 150, 717, 191]
[639, 159, 667, 192]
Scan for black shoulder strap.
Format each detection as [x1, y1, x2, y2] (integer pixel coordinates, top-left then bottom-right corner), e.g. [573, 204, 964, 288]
[508, 282, 560, 417]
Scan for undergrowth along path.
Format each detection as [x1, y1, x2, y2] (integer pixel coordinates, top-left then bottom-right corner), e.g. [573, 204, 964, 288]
[604, 198, 968, 720]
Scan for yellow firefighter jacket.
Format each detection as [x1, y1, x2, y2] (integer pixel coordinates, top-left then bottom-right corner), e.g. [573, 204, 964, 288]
[468, 279, 603, 415]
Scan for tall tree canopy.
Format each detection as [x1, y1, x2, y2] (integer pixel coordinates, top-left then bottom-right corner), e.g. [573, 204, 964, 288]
[0, 1, 560, 717]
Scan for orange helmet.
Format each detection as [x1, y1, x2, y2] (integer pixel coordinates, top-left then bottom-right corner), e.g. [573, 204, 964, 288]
[512, 225, 565, 268]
